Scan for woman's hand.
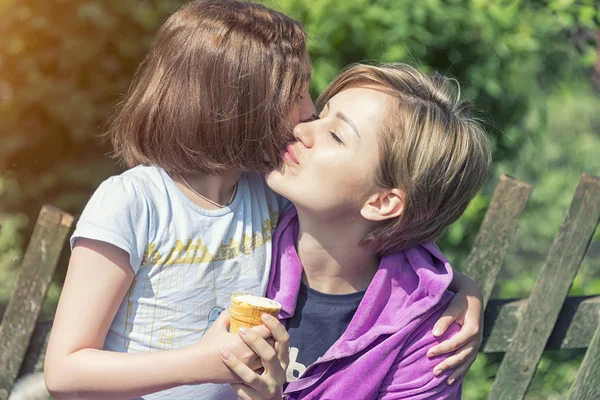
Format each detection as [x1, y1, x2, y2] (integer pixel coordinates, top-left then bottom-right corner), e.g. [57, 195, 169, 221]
[428, 271, 483, 385]
[221, 313, 290, 400]
[199, 310, 272, 383]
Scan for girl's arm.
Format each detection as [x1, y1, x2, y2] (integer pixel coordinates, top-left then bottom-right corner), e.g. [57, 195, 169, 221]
[44, 238, 268, 400]
[379, 313, 463, 399]
[428, 271, 483, 383]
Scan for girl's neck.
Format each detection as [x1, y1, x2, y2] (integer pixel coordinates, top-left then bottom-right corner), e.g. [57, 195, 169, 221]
[295, 210, 380, 295]
[173, 170, 241, 210]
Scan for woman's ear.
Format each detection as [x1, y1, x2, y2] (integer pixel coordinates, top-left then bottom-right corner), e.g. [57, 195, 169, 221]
[360, 188, 404, 222]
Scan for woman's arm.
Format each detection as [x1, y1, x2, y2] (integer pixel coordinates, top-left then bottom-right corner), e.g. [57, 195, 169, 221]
[44, 238, 268, 400]
[428, 271, 483, 384]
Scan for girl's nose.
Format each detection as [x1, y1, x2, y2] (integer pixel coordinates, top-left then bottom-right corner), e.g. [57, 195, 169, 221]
[298, 90, 317, 123]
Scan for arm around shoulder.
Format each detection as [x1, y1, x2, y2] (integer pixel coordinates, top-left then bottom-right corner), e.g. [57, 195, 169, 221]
[378, 314, 463, 400]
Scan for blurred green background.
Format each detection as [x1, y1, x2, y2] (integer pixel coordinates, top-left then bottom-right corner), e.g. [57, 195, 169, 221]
[0, 0, 598, 398]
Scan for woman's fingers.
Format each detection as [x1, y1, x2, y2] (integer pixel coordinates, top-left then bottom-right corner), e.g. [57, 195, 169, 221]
[261, 314, 290, 367]
[230, 383, 260, 400]
[221, 350, 265, 392]
[223, 348, 283, 399]
[238, 327, 280, 375]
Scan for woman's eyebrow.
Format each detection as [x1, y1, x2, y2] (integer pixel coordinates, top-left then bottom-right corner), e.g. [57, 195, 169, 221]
[336, 111, 360, 139]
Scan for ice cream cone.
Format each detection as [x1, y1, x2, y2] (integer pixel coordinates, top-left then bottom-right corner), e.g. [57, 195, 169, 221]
[229, 294, 281, 333]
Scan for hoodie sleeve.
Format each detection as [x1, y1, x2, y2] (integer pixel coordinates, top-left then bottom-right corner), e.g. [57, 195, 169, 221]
[378, 307, 463, 400]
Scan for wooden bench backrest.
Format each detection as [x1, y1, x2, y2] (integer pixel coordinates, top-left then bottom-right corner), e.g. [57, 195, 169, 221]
[464, 173, 600, 400]
[0, 206, 73, 400]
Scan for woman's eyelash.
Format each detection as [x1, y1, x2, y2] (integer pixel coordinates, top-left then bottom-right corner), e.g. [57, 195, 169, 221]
[330, 131, 343, 144]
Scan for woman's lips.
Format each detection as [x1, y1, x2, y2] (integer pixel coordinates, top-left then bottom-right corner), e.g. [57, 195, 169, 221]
[283, 144, 300, 165]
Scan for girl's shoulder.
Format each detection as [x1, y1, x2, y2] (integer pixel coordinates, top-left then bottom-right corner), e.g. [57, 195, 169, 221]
[84, 165, 168, 225]
[242, 172, 290, 212]
[117, 165, 166, 194]
[101, 165, 175, 207]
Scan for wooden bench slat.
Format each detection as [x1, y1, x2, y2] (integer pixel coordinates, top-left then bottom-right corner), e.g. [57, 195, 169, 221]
[464, 175, 533, 306]
[568, 319, 600, 400]
[488, 173, 600, 400]
[0, 205, 74, 400]
[482, 296, 600, 353]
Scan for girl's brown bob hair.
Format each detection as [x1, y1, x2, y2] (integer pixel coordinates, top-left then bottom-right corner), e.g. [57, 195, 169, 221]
[318, 63, 492, 255]
[109, 0, 309, 174]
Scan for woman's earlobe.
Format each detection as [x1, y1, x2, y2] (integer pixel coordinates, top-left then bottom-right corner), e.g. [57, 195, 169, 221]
[360, 189, 404, 222]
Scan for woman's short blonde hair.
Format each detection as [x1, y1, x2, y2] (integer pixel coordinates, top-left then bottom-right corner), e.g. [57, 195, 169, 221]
[318, 63, 492, 255]
[109, 0, 309, 174]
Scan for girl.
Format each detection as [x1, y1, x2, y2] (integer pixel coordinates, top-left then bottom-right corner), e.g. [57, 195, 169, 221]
[222, 63, 492, 399]
[44, 2, 482, 399]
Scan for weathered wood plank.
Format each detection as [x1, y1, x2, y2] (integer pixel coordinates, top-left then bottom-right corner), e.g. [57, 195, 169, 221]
[488, 173, 600, 400]
[18, 321, 53, 377]
[568, 317, 600, 400]
[0, 205, 73, 400]
[464, 175, 533, 306]
[482, 296, 600, 353]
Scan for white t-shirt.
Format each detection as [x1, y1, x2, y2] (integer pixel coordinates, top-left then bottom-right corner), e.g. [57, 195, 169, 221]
[70, 165, 288, 399]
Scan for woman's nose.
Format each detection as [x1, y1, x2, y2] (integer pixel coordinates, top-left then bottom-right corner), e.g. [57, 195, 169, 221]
[293, 122, 314, 148]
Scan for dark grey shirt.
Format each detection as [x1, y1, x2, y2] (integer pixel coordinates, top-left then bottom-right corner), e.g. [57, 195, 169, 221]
[285, 283, 365, 381]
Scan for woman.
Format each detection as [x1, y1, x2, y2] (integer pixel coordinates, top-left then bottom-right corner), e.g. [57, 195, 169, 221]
[221, 63, 491, 399]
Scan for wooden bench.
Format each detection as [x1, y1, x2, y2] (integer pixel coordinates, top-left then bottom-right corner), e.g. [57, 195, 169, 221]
[0, 173, 599, 400]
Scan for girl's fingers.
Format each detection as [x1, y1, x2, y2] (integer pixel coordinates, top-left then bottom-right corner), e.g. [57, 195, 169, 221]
[432, 344, 477, 376]
[446, 352, 478, 385]
[427, 327, 478, 358]
[432, 299, 464, 337]
[212, 310, 231, 331]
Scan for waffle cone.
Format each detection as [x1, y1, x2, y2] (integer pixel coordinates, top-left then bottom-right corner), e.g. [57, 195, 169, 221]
[229, 294, 281, 333]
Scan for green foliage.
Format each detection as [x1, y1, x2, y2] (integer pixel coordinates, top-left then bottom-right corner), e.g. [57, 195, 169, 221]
[0, 174, 28, 308]
[0, 0, 186, 172]
[497, 84, 600, 298]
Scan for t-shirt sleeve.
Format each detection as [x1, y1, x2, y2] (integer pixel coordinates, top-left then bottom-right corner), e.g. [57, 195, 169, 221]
[378, 311, 463, 399]
[70, 176, 152, 274]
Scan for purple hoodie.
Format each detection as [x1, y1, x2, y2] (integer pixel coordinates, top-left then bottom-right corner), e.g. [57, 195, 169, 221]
[267, 209, 462, 399]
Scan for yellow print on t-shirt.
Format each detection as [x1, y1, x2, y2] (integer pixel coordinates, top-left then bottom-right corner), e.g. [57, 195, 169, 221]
[122, 207, 278, 350]
[139, 207, 278, 267]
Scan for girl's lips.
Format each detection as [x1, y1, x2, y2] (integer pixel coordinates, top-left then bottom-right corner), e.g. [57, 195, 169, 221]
[283, 144, 300, 165]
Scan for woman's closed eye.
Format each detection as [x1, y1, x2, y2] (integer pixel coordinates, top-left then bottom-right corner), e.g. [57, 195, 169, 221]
[330, 130, 343, 144]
